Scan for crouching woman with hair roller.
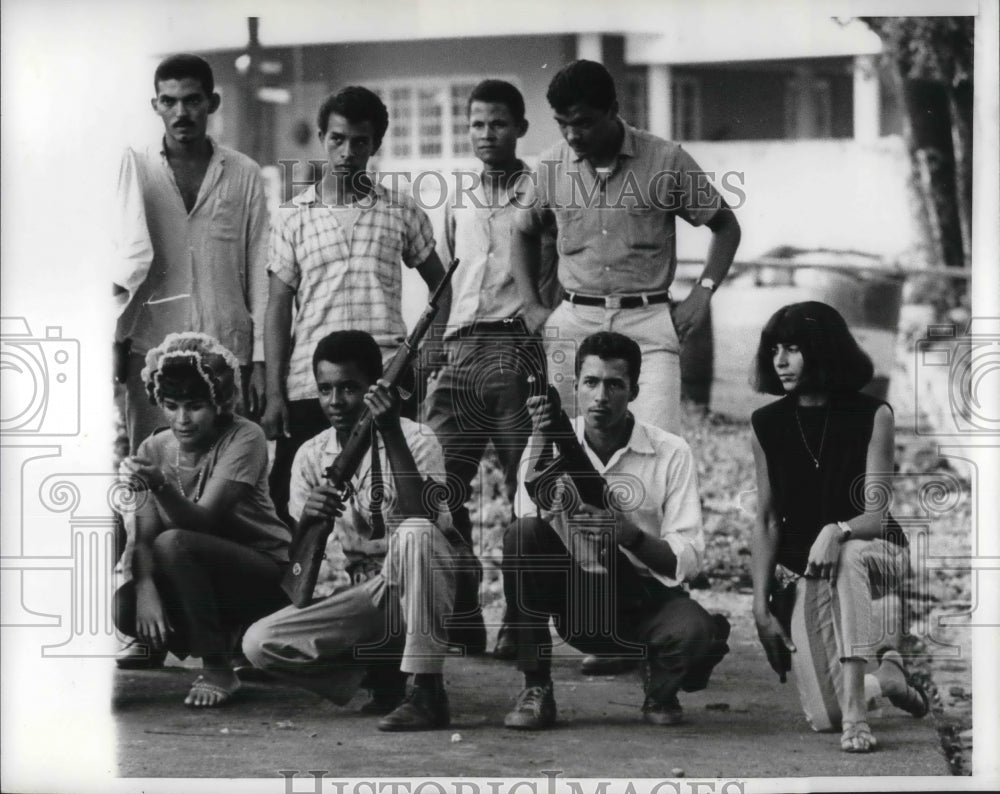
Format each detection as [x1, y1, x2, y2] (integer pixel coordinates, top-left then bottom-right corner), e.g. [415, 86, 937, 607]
[749, 302, 929, 753]
[115, 332, 290, 707]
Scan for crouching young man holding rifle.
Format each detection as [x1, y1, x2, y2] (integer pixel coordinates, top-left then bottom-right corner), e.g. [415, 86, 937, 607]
[242, 325, 470, 731]
[501, 331, 732, 729]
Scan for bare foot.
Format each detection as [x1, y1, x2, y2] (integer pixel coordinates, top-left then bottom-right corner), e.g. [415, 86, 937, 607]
[184, 668, 241, 708]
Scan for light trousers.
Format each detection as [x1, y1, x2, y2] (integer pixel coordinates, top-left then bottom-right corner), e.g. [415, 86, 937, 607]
[242, 518, 457, 704]
[543, 301, 681, 434]
[788, 538, 910, 731]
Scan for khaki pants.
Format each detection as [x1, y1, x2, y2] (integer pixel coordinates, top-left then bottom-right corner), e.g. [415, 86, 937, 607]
[544, 301, 682, 434]
[788, 538, 910, 731]
[242, 518, 458, 704]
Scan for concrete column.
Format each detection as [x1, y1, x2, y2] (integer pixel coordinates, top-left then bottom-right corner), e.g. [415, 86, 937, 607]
[576, 33, 602, 63]
[647, 64, 672, 139]
[853, 54, 881, 142]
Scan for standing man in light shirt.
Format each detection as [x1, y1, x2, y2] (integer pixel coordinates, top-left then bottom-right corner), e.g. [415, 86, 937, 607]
[262, 86, 451, 529]
[112, 55, 270, 669]
[501, 332, 730, 730]
[423, 80, 556, 656]
[114, 53, 270, 456]
[511, 59, 741, 435]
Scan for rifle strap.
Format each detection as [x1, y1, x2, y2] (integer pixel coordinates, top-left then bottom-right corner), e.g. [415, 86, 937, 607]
[369, 424, 388, 540]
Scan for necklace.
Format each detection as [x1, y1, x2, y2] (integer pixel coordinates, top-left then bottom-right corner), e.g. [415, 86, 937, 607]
[174, 441, 216, 502]
[794, 404, 830, 469]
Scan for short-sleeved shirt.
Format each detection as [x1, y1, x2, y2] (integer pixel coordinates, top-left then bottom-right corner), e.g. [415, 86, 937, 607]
[443, 163, 558, 334]
[514, 416, 705, 588]
[268, 183, 436, 401]
[288, 418, 451, 566]
[113, 140, 270, 363]
[515, 123, 722, 295]
[136, 415, 291, 562]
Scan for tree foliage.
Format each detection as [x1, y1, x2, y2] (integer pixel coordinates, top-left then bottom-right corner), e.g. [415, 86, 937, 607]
[862, 16, 973, 284]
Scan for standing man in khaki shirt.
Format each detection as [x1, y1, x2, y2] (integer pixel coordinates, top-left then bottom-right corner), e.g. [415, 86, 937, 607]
[511, 59, 741, 435]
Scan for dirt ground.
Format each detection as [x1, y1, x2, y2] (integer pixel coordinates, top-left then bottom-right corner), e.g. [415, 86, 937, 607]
[114, 592, 950, 780]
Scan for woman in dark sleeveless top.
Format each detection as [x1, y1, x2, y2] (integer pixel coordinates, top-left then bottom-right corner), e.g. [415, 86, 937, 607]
[749, 302, 928, 753]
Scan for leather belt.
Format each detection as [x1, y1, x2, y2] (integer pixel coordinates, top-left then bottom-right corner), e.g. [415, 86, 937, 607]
[562, 290, 671, 309]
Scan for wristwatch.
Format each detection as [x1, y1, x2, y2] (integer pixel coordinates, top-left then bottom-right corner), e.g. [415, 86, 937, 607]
[837, 521, 853, 542]
[697, 277, 718, 293]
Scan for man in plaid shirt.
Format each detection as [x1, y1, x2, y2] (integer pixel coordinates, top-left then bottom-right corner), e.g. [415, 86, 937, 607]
[263, 86, 451, 529]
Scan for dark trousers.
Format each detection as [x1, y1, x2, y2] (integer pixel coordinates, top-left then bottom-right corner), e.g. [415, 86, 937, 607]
[114, 529, 288, 659]
[422, 325, 546, 546]
[268, 399, 330, 528]
[502, 517, 728, 702]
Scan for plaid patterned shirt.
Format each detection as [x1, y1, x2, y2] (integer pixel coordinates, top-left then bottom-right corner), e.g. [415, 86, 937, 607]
[269, 183, 436, 401]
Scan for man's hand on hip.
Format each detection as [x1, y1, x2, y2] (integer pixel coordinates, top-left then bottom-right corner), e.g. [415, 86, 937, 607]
[671, 287, 711, 344]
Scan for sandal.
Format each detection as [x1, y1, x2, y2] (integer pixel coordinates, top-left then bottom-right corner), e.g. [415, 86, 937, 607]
[184, 674, 241, 708]
[841, 720, 878, 753]
[878, 650, 930, 718]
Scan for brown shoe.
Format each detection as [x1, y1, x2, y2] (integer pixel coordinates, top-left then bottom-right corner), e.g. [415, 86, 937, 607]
[377, 686, 450, 731]
[580, 655, 640, 676]
[504, 682, 557, 730]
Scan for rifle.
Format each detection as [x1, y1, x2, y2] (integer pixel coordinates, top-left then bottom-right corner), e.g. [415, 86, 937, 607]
[281, 258, 460, 608]
[523, 384, 612, 513]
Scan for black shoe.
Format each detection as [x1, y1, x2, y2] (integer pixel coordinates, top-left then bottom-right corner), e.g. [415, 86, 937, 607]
[642, 693, 684, 726]
[377, 686, 450, 731]
[359, 666, 408, 715]
[448, 606, 487, 655]
[492, 622, 517, 661]
[580, 655, 640, 676]
[116, 640, 167, 670]
[360, 687, 407, 715]
[504, 682, 557, 730]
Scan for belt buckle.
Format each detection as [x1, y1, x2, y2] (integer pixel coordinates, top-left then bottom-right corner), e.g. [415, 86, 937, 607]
[605, 295, 622, 309]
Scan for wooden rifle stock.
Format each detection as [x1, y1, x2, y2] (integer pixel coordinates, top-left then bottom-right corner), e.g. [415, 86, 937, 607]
[280, 258, 460, 607]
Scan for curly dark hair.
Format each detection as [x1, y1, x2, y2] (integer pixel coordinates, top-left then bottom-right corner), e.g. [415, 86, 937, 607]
[317, 86, 389, 149]
[753, 301, 874, 395]
[312, 330, 384, 385]
[546, 59, 617, 113]
[468, 79, 526, 124]
[154, 54, 214, 95]
[575, 331, 642, 387]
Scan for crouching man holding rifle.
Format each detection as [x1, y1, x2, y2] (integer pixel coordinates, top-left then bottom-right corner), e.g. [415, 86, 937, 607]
[243, 323, 471, 731]
[501, 331, 732, 729]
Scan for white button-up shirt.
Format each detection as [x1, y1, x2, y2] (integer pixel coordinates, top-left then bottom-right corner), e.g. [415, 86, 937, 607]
[515, 415, 704, 588]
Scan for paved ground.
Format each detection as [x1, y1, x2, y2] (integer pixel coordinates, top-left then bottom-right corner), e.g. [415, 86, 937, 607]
[114, 592, 951, 780]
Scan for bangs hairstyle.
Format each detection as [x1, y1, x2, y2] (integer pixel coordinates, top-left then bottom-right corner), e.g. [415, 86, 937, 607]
[546, 59, 617, 113]
[141, 332, 241, 413]
[575, 331, 642, 387]
[312, 330, 384, 385]
[468, 79, 526, 124]
[753, 301, 874, 395]
[317, 86, 389, 148]
[154, 54, 215, 95]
